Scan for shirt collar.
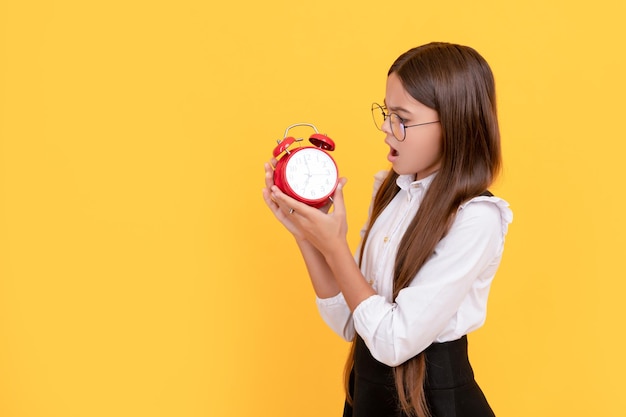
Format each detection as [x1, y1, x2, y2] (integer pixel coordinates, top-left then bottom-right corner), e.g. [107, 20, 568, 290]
[396, 172, 437, 190]
[396, 172, 437, 201]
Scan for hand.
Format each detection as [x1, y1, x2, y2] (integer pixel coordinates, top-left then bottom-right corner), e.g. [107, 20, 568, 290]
[269, 176, 349, 257]
[262, 159, 308, 240]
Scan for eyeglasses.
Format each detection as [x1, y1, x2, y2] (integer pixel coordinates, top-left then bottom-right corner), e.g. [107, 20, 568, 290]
[371, 102, 440, 142]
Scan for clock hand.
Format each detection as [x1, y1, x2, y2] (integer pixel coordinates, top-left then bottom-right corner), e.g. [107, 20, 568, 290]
[302, 152, 312, 174]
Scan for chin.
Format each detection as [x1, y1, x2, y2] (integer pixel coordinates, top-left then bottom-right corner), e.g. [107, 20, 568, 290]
[391, 165, 410, 176]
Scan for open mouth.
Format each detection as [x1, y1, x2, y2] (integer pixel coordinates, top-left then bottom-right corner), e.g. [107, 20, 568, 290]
[386, 141, 399, 162]
[387, 144, 399, 163]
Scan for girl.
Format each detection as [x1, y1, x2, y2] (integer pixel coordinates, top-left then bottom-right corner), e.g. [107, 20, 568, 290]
[262, 42, 512, 417]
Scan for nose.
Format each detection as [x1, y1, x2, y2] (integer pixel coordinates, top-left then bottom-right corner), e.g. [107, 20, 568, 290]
[381, 116, 394, 137]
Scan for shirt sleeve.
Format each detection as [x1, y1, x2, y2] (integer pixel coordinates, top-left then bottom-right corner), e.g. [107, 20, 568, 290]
[352, 197, 512, 367]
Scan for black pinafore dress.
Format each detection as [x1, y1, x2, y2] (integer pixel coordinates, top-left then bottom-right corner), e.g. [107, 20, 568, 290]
[342, 335, 495, 417]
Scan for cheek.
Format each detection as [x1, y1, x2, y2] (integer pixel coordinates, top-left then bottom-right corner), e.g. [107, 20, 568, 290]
[422, 135, 443, 160]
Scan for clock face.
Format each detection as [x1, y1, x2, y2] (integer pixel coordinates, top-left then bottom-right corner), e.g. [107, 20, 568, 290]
[284, 148, 338, 201]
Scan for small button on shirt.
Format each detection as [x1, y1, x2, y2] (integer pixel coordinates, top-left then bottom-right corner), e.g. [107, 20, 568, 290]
[316, 171, 513, 367]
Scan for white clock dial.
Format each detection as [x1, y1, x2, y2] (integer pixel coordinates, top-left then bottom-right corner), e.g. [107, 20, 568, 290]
[285, 148, 338, 200]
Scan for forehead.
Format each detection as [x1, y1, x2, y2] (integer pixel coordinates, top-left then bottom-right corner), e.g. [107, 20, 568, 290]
[384, 72, 434, 115]
[385, 72, 420, 111]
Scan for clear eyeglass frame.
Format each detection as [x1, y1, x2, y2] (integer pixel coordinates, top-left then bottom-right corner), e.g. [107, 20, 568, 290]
[371, 102, 439, 142]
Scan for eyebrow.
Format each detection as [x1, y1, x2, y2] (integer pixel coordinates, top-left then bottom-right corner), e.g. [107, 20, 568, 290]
[383, 100, 411, 115]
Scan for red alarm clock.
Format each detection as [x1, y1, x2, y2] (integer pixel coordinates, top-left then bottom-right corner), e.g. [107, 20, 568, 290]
[272, 123, 339, 209]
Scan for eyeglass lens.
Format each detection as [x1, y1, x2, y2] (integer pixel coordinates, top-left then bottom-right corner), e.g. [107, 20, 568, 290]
[371, 103, 405, 141]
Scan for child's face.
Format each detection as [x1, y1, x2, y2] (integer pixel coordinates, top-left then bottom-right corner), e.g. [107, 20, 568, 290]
[383, 72, 442, 179]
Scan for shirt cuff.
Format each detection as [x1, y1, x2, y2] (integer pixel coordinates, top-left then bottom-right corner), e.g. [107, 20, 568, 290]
[316, 291, 347, 306]
[352, 294, 392, 342]
[316, 292, 355, 341]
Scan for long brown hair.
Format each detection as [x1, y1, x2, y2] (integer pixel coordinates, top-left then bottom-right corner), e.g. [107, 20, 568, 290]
[345, 42, 502, 416]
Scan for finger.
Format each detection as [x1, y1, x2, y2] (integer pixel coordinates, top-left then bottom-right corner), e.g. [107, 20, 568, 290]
[330, 178, 348, 216]
[264, 162, 275, 190]
[263, 187, 301, 230]
[268, 185, 290, 215]
[262, 187, 280, 213]
[270, 186, 311, 218]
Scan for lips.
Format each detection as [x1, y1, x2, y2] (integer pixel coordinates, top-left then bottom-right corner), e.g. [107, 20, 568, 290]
[387, 144, 399, 162]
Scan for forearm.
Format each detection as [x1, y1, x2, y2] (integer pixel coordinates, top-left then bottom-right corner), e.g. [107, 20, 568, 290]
[323, 243, 376, 312]
[296, 239, 341, 299]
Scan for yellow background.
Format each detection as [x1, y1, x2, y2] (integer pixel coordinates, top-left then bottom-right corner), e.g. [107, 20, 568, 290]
[1, 0, 624, 416]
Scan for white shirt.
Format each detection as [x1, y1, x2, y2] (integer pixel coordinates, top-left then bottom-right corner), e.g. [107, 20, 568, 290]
[316, 171, 513, 367]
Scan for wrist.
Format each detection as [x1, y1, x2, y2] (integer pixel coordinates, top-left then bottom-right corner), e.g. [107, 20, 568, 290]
[295, 237, 316, 252]
[322, 241, 352, 267]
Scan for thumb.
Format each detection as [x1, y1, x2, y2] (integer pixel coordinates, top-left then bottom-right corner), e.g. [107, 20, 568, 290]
[332, 177, 348, 213]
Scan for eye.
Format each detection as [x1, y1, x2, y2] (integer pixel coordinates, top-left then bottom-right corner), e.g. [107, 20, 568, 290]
[390, 113, 405, 124]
